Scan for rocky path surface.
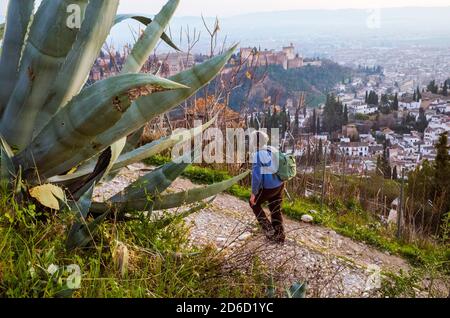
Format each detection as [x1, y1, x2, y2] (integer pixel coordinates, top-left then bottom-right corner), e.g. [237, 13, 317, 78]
[95, 163, 410, 297]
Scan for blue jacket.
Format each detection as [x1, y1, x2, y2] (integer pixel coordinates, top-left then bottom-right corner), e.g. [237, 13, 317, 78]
[251, 148, 283, 195]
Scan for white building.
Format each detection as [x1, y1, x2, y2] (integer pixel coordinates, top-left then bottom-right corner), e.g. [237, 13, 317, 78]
[403, 134, 421, 146]
[339, 142, 369, 157]
[399, 100, 421, 110]
[349, 103, 378, 115]
[424, 127, 446, 145]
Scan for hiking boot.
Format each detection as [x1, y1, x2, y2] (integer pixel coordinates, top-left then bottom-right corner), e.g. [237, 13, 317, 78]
[258, 219, 273, 233]
[270, 232, 286, 244]
[264, 228, 276, 239]
[270, 225, 286, 244]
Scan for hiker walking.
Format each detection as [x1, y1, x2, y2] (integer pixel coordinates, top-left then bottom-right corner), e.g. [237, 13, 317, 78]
[249, 130, 286, 243]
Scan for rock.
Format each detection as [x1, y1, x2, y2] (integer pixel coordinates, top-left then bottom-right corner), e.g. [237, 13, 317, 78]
[328, 230, 337, 236]
[309, 209, 318, 214]
[301, 214, 314, 223]
[238, 232, 252, 241]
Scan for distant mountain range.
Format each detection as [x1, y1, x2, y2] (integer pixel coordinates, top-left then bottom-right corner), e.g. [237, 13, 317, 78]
[107, 6, 450, 54]
[3, 6, 450, 54]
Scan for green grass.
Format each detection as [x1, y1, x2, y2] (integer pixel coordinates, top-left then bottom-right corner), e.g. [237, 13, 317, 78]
[0, 189, 269, 298]
[282, 198, 449, 268]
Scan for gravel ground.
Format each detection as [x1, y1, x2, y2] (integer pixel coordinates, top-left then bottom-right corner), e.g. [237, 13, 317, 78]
[95, 163, 410, 298]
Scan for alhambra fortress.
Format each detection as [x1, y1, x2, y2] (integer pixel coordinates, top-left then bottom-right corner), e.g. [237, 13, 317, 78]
[240, 43, 322, 70]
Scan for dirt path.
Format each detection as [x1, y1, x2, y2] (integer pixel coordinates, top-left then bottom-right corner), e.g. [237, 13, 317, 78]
[95, 163, 410, 297]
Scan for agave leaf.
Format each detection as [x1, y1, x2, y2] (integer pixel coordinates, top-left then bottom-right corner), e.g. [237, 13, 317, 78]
[66, 211, 109, 250]
[104, 0, 180, 184]
[287, 282, 307, 298]
[66, 184, 98, 250]
[0, 134, 14, 158]
[69, 183, 95, 219]
[114, 14, 180, 52]
[110, 151, 195, 203]
[0, 135, 15, 186]
[122, 0, 179, 74]
[151, 171, 249, 211]
[46, 116, 216, 185]
[70, 138, 126, 200]
[0, 0, 89, 150]
[15, 73, 187, 181]
[153, 198, 213, 230]
[0, 23, 5, 40]
[100, 127, 144, 182]
[123, 127, 145, 154]
[0, 0, 35, 116]
[111, 115, 217, 172]
[266, 276, 277, 298]
[91, 171, 249, 214]
[34, 0, 120, 135]
[29, 184, 66, 210]
[91, 46, 236, 160]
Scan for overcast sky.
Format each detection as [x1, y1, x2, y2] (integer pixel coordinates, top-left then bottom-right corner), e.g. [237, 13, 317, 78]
[117, 0, 450, 17]
[1, 1, 449, 18]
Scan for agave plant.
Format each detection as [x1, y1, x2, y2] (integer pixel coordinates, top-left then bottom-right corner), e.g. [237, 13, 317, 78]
[0, 0, 248, 249]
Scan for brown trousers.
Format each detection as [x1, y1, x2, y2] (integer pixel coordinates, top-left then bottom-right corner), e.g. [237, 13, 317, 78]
[250, 184, 285, 234]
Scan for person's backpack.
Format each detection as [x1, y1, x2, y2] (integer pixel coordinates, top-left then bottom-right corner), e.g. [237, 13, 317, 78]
[265, 147, 297, 182]
[276, 151, 297, 182]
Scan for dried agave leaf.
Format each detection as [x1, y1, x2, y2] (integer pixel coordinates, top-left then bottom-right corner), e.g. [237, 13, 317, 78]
[29, 184, 66, 210]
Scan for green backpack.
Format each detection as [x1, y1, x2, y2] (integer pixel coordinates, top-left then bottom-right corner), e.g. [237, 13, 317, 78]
[273, 150, 297, 182]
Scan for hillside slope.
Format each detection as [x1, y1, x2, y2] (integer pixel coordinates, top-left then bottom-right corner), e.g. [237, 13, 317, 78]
[227, 62, 352, 109]
[95, 163, 410, 297]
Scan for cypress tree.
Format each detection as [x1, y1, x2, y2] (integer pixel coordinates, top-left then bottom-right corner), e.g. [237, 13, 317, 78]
[392, 166, 398, 180]
[434, 132, 450, 197]
[393, 93, 399, 111]
[344, 104, 349, 125]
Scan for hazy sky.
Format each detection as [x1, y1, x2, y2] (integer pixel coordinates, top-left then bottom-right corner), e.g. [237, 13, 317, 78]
[117, 0, 450, 17]
[1, 1, 449, 18]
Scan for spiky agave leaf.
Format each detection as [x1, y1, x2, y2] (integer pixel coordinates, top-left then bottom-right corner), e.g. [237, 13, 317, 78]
[0, 0, 89, 150]
[108, 115, 218, 173]
[123, 127, 145, 154]
[38, 49, 234, 184]
[90, 171, 250, 215]
[113, 14, 180, 51]
[121, 0, 179, 74]
[0, 134, 15, 188]
[34, 0, 120, 135]
[107, 0, 180, 182]
[14, 74, 187, 181]
[69, 138, 125, 200]
[109, 150, 196, 203]
[0, 0, 35, 116]
[0, 23, 5, 41]
[287, 282, 307, 298]
[46, 116, 217, 184]
[152, 198, 214, 230]
[66, 184, 100, 250]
